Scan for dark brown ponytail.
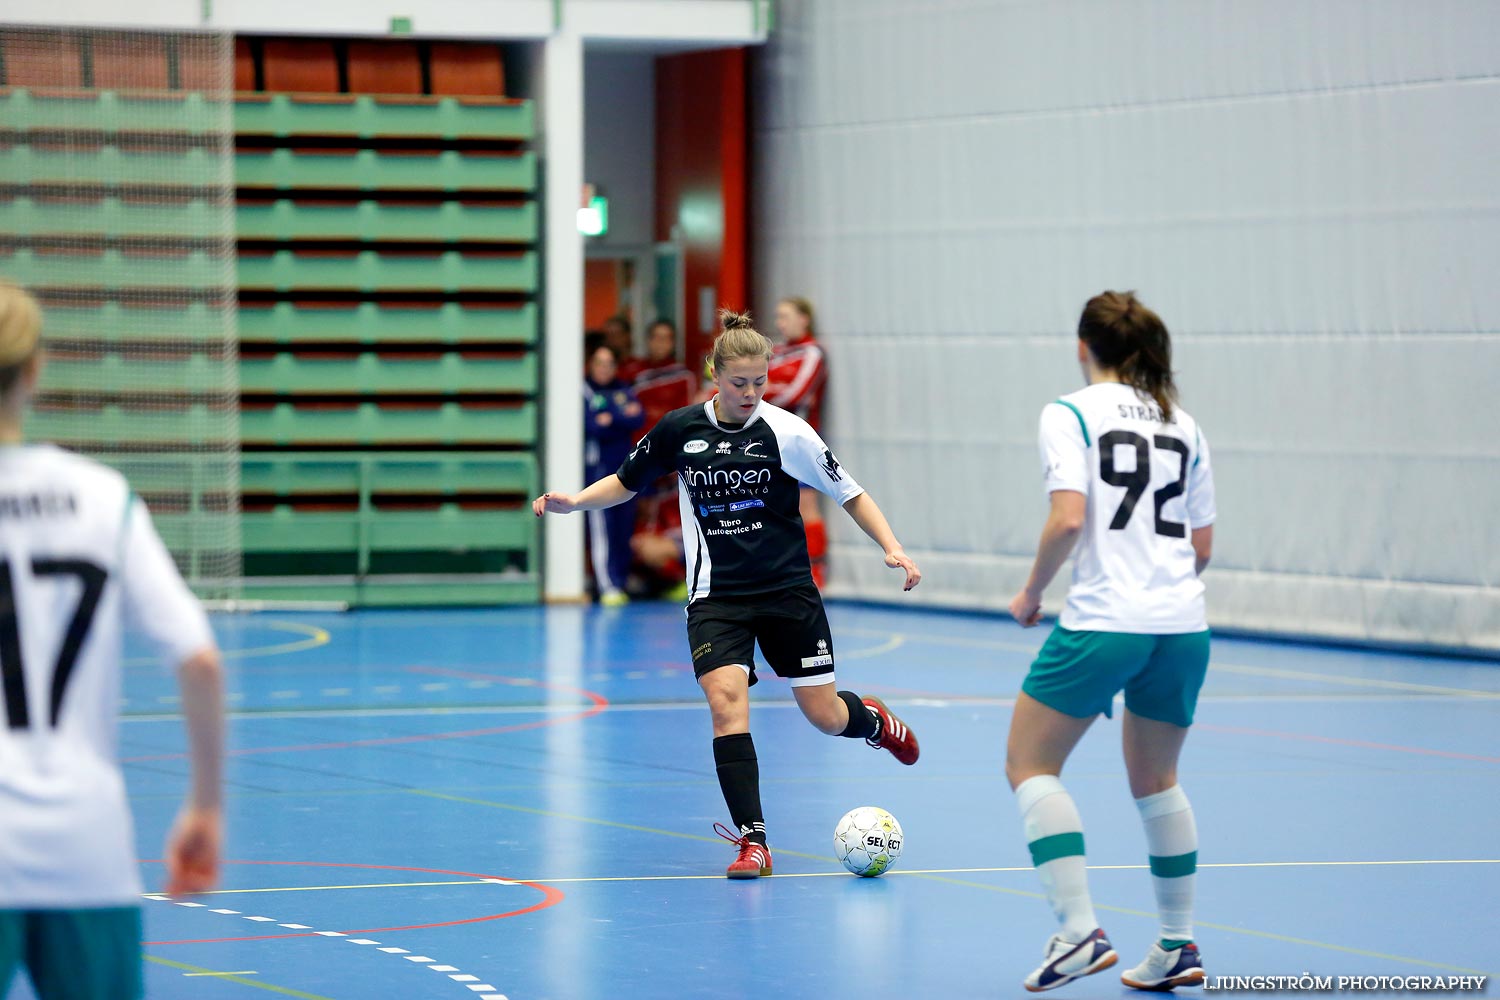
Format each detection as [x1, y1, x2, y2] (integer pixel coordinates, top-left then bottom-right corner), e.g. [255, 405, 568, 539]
[1077, 290, 1177, 423]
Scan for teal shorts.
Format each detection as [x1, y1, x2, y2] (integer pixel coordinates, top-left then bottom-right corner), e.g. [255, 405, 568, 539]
[0, 907, 142, 1000]
[1021, 626, 1211, 727]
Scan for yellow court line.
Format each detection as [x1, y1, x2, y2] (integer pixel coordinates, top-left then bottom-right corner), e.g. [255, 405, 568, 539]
[407, 789, 1495, 976]
[127, 620, 331, 667]
[407, 788, 833, 863]
[839, 626, 1037, 656]
[839, 633, 906, 661]
[145, 955, 336, 1000]
[219, 620, 332, 661]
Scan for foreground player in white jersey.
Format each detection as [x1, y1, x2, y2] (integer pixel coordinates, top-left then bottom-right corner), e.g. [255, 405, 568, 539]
[1005, 291, 1216, 993]
[536, 310, 921, 879]
[0, 283, 225, 1000]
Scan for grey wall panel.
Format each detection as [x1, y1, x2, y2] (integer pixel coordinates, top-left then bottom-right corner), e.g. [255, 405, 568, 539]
[754, 0, 1500, 651]
[583, 51, 656, 249]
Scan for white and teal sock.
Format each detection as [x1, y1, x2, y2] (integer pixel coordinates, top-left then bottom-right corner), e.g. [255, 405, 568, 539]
[1137, 784, 1197, 947]
[1016, 774, 1098, 943]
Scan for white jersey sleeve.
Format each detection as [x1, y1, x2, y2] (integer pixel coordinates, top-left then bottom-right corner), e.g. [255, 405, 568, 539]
[119, 495, 215, 668]
[1039, 401, 1091, 495]
[1186, 425, 1217, 528]
[770, 409, 865, 506]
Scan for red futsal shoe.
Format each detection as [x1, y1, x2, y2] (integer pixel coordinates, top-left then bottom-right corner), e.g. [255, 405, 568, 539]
[715, 822, 772, 879]
[862, 696, 920, 765]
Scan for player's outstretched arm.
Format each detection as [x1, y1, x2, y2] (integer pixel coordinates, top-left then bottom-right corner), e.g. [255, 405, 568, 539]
[533, 474, 638, 517]
[840, 492, 921, 591]
[165, 645, 224, 896]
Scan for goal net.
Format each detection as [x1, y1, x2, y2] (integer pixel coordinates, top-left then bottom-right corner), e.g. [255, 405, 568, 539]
[1, 26, 240, 599]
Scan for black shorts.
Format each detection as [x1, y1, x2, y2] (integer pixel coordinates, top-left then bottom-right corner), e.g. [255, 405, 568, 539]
[685, 582, 835, 688]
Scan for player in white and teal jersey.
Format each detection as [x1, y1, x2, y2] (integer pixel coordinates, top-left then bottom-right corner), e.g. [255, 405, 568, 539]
[0, 283, 225, 1000]
[1005, 291, 1216, 993]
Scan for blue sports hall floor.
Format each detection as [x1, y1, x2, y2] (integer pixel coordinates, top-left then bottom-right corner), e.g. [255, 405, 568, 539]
[19, 601, 1498, 999]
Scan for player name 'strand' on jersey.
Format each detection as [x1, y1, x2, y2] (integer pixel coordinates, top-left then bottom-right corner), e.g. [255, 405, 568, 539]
[1043, 383, 1217, 634]
[616, 400, 864, 602]
[0, 444, 213, 908]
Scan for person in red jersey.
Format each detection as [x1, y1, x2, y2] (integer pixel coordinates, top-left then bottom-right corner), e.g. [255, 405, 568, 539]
[630, 320, 696, 428]
[766, 297, 831, 586]
[628, 320, 697, 599]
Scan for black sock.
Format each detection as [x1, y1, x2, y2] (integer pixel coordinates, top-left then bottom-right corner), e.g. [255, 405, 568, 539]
[837, 690, 879, 740]
[712, 733, 766, 845]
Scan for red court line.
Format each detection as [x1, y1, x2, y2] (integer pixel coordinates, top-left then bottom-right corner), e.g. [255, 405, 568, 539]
[144, 860, 564, 946]
[1200, 723, 1500, 764]
[122, 669, 609, 762]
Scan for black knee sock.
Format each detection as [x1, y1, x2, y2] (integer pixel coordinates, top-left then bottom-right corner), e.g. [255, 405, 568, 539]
[837, 690, 879, 740]
[712, 733, 766, 845]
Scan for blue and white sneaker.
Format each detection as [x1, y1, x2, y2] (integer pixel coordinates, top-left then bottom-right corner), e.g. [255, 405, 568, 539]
[1121, 941, 1205, 991]
[1023, 928, 1118, 992]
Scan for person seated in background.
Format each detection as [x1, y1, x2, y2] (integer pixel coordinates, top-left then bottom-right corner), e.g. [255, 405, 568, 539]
[584, 344, 645, 606]
[630, 484, 689, 603]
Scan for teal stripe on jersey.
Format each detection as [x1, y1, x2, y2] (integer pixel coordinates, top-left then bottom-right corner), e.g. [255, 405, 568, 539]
[1149, 851, 1198, 878]
[114, 491, 136, 568]
[1028, 831, 1086, 867]
[1054, 400, 1091, 447]
[1192, 425, 1202, 469]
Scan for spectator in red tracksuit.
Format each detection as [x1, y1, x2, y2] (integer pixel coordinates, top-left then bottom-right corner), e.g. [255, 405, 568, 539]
[629, 483, 688, 601]
[584, 344, 645, 605]
[620, 318, 674, 384]
[631, 321, 696, 426]
[627, 319, 696, 599]
[766, 296, 831, 587]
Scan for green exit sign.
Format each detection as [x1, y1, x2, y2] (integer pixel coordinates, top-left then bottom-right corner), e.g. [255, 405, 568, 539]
[577, 195, 609, 237]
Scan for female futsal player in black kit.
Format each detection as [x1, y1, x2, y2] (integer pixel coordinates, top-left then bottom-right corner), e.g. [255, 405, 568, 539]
[535, 310, 921, 877]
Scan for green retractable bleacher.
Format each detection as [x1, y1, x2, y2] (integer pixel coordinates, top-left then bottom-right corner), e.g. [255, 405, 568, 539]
[4, 69, 542, 606]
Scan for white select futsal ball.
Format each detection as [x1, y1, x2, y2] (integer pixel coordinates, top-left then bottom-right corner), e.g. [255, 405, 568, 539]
[834, 806, 904, 877]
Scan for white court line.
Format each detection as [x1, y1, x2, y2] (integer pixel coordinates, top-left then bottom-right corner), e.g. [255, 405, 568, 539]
[147, 897, 503, 998]
[183, 971, 259, 977]
[116, 689, 1499, 726]
[1210, 661, 1500, 699]
[176, 879, 522, 895]
[840, 626, 1500, 699]
[157, 858, 1500, 896]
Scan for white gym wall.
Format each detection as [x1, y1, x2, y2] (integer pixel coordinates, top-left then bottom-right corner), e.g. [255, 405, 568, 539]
[753, 0, 1500, 652]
